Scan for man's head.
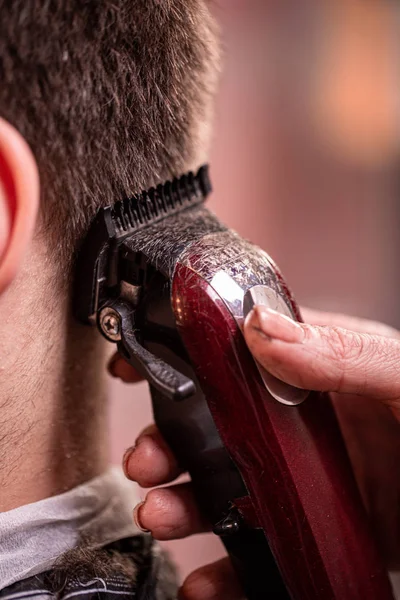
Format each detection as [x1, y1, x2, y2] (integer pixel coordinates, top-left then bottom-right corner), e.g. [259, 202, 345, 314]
[0, 0, 219, 286]
[0, 0, 219, 506]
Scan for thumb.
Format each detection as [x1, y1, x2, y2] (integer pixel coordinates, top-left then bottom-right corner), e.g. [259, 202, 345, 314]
[244, 306, 400, 417]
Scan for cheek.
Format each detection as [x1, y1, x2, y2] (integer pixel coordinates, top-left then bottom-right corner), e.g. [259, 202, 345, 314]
[0, 179, 11, 261]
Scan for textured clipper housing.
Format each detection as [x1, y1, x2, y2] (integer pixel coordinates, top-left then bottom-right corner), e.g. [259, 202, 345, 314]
[73, 165, 211, 324]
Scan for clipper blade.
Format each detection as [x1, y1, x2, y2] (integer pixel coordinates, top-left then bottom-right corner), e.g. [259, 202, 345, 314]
[110, 165, 211, 236]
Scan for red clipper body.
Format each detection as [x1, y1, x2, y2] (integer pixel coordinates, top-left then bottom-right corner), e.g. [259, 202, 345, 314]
[171, 233, 393, 599]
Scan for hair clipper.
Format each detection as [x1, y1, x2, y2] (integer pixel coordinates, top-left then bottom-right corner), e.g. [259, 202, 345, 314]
[74, 166, 394, 600]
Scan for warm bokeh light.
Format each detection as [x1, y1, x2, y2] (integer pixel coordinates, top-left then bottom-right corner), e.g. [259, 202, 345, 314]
[314, 0, 400, 166]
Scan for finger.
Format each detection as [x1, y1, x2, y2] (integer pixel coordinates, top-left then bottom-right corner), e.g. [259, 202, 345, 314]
[134, 482, 210, 540]
[108, 353, 144, 383]
[300, 307, 400, 339]
[123, 424, 183, 488]
[179, 557, 244, 600]
[244, 306, 400, 409]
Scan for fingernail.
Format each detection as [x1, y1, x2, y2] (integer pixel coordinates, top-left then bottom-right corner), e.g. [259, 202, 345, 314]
[123, 435, 152, 480]
[122, 445, 136, 479]
[250, 306, 305, 343]
[133, 501, 151, 533]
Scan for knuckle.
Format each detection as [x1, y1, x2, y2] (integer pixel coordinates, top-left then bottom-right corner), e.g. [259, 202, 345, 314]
[319, 327, 374, 370]
[316, 327, 367, 393]
[327, 327, 364, 363]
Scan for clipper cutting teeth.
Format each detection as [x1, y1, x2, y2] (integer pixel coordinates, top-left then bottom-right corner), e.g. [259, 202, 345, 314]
[111, 165, 211, 235]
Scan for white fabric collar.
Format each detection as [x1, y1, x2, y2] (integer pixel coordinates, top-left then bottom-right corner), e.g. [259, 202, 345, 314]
[0, 467, 141, 590]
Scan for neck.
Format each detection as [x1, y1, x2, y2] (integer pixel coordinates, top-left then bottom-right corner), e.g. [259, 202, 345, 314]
[0, 244, 110, 512]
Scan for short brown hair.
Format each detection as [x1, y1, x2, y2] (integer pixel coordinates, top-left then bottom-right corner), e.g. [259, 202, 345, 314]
[0, 0, 218, 264]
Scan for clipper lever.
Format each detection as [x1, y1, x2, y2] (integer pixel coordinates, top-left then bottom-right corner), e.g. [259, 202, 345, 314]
[99, 303, 196, 401]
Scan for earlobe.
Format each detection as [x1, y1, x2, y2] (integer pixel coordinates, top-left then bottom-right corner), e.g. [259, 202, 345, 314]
[0, 118, 39, 295]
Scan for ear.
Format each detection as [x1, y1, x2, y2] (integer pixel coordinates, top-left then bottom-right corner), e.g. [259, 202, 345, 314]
[0, 118, 39, 295]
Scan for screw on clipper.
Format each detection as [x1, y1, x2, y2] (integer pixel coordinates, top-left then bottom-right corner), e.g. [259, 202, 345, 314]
[99, 307, 122, 342]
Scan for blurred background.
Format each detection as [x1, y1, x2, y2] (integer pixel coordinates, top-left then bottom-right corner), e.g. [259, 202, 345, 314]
[109, 0, 400, 583]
